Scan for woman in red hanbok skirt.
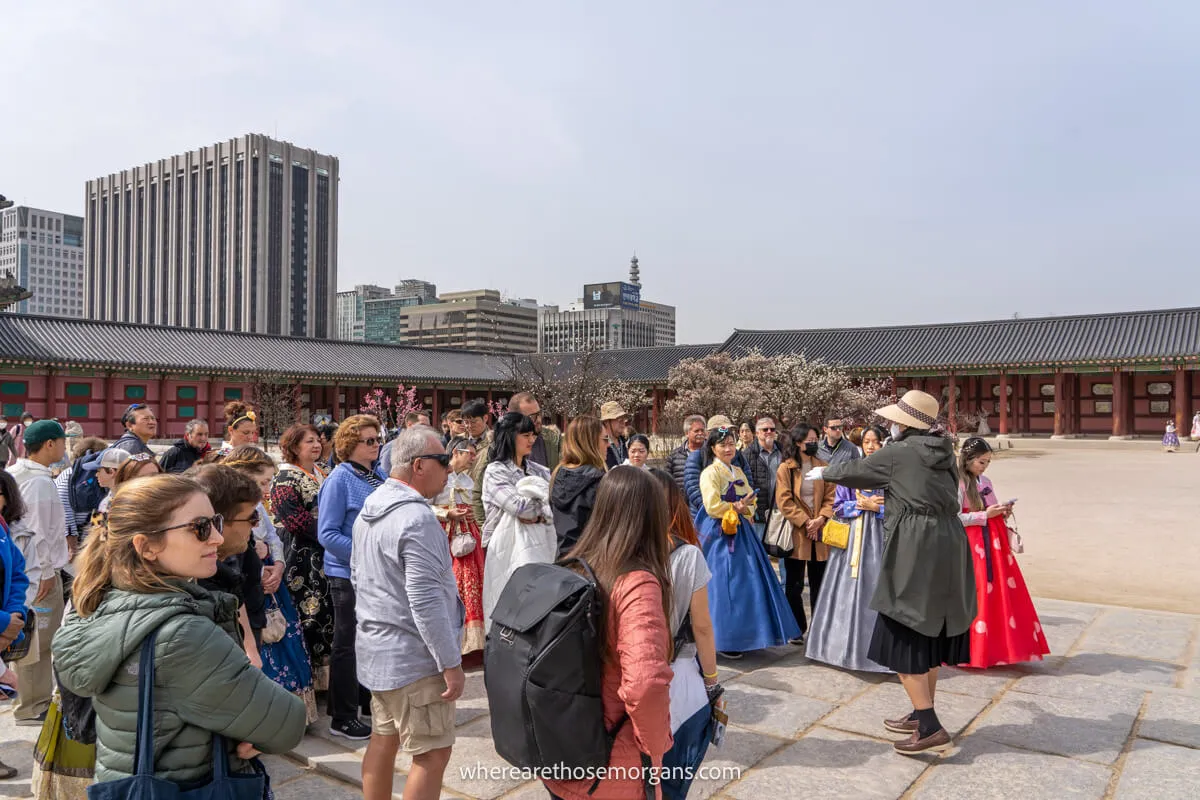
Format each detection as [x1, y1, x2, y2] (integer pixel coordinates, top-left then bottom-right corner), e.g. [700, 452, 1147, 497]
[433, 438, 486, 654]
[957, 437, 1050, 668]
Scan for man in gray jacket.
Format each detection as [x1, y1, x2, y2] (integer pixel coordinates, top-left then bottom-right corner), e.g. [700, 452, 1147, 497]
[351, 426, 466, 800]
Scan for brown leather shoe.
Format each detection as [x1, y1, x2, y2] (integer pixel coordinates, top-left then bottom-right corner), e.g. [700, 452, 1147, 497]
[884, 713, 918, 735]
[893, 727, 952, 755]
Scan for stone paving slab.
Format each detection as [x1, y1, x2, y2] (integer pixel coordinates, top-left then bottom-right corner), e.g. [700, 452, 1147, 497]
[734, 660, 887, 704]
[1113, 739, 1200, 800]
[718, 680, 835, 738]
[970, 690, 1141, 765]
[909, 735, 1112, 800]
[1135, 690, 1200, 748]
[723, 726, 927, 800]
[1073, 608, 1197, 664]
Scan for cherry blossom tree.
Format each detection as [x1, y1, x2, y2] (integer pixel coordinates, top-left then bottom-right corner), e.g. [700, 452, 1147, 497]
[358, 384, 425, 431]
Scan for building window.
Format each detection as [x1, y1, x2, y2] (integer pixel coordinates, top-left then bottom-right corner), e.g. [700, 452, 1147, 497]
[65, 382, 91, 397]
[1147, 382, 1172, 396]
[177, 386, 197, 400]
[68, 403, 89, 418]
[2, 403, 23, 418]
[179, 405, 196, 417]
[1091, 383, 1113, 396]
[1042, 401, 1056, 414]
[1150, 400, 1170, 414]
[124, 385, 147, 400]
[224, 387, 243, 400]
[1094, 401, 1113, 414]
[1040, 384, 1055, 397]
[0, 381, 28, 395]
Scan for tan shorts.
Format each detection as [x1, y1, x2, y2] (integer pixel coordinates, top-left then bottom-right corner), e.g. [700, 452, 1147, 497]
[370, 674, 456, 755]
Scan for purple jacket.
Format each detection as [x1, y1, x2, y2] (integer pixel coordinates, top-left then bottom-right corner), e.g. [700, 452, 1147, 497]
[833, 484, 885, 521]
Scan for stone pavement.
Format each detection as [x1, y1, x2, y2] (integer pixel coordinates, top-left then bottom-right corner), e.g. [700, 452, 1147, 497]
[3, 597, 1198, 799]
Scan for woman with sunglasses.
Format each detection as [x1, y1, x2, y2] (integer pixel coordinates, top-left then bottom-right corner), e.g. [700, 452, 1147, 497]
[316, 414, 385, 741]
[52, 474, 306, 789]
[431, 437, 486, 657]
[697, 426, 801, 658]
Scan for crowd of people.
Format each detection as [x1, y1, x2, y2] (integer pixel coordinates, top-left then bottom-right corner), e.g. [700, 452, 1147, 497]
[0, 388, 1051, 799]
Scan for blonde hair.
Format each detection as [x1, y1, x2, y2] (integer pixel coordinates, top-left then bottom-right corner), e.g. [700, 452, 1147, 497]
[71, 474, 205, 617]
[554, 415, 607, 485]
[112, 453, 163, 488]
[220, 444, 276, 475]
[334, 414, 381, 462]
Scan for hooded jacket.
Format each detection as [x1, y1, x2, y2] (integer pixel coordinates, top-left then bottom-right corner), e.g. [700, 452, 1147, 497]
[550, 465, 604, 558]
[820, 431, 977, 638]
[51, 579, 306, 785]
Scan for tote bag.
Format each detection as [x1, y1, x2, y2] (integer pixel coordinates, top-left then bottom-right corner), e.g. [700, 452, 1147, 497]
[87, 631, 271, 800]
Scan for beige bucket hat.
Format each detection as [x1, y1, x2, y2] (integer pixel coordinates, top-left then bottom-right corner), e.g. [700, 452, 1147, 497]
[875, 390, 940, 430]
[600, 401, 630, 422]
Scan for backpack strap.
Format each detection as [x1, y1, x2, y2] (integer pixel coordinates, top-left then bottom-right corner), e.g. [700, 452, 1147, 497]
[668, 536, 695, 655]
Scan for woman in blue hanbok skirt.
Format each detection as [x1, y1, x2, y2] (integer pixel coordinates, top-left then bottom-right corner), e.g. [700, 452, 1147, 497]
[694, 426, 801, 656]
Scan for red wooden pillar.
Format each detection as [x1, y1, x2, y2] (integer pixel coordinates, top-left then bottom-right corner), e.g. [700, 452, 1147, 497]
[1174, 367, 1189, 434]
[206, 377, 217, 434]
[332, 382, 341, 421]
[45, 369, 58, 421]
[460, 388, 467, 406]
[106, 372, 117, 439]
[158, 374, 168, 435]
[998, 372, 1010, 435]
[431, 386, 441, 426]
[947, 372, 958, 433]
[1053, 371, 1066, 436]
[1111, 369, 1127, 437]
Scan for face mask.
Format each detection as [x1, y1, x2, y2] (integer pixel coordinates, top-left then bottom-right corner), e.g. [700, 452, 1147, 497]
[803, 442, 819, 457]
[890, 423, 903, 441]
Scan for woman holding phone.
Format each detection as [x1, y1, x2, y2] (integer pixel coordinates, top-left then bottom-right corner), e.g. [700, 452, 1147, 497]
[696, 426, 801, 659]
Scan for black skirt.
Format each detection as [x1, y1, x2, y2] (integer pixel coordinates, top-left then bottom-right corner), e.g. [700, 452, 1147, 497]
[867, 613, 970, 674]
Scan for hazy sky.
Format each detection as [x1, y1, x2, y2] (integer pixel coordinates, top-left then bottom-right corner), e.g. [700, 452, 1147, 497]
[4, 2, 1199, 344]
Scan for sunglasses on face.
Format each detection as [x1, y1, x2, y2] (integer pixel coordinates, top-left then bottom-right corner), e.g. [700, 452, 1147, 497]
[230, 509, 262, 527]
[361, 437, 381, 447]
[758, 427, 776, 433]
[414, 453, 451, 468]
[827, 424, 843, 431]
[154, 514, 224, 542]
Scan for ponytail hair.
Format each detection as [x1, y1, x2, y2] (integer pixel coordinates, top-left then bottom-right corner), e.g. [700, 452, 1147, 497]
[71, 474, 206, 617]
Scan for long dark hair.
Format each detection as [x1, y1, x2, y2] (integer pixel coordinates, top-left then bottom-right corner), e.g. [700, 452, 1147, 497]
[648, 467, 699, 547]
[565, 466, 673, 663]
[489, 412, 537, 466]
[0, 469, 26, 524]
[786, 422, 816, 462]
[699, 426, 737, 470]
[958, 437, 993, 512]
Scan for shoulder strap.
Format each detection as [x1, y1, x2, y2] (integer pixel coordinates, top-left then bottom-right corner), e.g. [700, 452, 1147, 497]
[132, 631, 159, 777]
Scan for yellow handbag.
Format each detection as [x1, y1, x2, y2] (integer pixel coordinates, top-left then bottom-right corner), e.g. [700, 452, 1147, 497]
[821, 518, 850, 549]
[721, 507, 741, 535]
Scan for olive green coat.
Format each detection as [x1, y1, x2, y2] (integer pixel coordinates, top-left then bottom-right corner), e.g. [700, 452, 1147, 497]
[821, 432, 977, 638]
[51, 579, 307, 785]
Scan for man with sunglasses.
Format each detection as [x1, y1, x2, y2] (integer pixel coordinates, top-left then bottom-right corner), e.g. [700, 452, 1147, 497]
[745, 416, 783, 535]
[817, 416, 860, 468]
[110, 403, 157, 458]
[351, 426, 465, 800]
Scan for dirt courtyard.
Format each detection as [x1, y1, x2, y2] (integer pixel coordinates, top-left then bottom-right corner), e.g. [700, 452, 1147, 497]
[986, 440, 1200, 613]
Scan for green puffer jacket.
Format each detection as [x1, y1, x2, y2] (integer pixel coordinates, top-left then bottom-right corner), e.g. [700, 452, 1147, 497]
[51, 579, 307, 785]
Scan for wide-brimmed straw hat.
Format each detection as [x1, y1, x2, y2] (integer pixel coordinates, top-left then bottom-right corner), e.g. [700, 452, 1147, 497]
[875, 390, 940, 431]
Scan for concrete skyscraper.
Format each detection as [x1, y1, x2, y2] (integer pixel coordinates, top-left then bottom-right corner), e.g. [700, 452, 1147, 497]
[0, 205, 86, 317]
[85, 134, 338, 337]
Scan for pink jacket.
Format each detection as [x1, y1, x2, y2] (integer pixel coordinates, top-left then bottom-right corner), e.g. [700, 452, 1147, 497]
[544, 570, 674, 800]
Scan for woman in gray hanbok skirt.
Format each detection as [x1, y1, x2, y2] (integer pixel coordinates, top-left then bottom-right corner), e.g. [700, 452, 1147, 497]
[805, 425, 893, 674]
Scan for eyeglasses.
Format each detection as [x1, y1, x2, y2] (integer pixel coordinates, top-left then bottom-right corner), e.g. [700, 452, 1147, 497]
[758, 427, 776, 433]
[361, 437, 381, 447]
[413, 453, 451, 468]
[153, 514, 224, 542]
[827, 424, 843, 431]
[229, 509, 262, 527]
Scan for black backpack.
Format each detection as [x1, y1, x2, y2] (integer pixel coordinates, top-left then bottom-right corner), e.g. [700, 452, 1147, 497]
[68, 449, 106, 521]
[484, 558, 616, 772]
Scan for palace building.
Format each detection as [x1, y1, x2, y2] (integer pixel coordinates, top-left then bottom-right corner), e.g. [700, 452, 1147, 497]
[0, 306, 1195, 440]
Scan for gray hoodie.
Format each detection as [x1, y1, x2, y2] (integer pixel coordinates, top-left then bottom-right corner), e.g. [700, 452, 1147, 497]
[350, 479, 465, 692]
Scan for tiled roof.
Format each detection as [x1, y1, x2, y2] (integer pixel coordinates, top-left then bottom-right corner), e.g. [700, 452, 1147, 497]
[720, 307, 1200, 371]
[520, 344, 723, 384]
[0, 314, 511, 384]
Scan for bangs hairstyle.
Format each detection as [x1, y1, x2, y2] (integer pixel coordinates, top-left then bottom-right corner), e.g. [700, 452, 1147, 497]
[71, 474, 206, 617]
[333, 414, 382, 463]
[627, 434, 651, 452]
[700, 425, 738, 470]
[958, 437, 993, 512]
[279, 424, 320, 465]
[488, 412, 537, 465]
[187, 463, 262, 517]
[862, 425, 888, 447]
[786, 422, 816, 462]
[554, 415, 607, 481]
[564, 466, 674, 663]
[648, 467, 699, 547]
[220, 444, 277, 476]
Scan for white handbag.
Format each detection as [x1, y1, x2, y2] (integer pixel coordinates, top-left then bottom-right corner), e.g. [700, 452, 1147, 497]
[450, 528, 477, 557]
[761, 509, 794, 559]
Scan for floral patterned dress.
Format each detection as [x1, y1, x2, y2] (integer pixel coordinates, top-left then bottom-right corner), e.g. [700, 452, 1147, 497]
[271, 463, 333, 691]
[433, 470, 486, 654]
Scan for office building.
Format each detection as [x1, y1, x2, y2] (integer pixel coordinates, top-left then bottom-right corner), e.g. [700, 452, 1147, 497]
[364, 294, 426, 345]
[538, 256, 676, 352]
[394, 279, 438, 303]
[399, 289, 538, 353]
[0, 206, 86, 317]
[336, 284, 389, 341]
[85, 133, 339, 337]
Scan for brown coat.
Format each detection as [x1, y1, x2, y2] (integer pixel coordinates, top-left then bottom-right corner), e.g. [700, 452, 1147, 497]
[775, 457, 836, 561]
